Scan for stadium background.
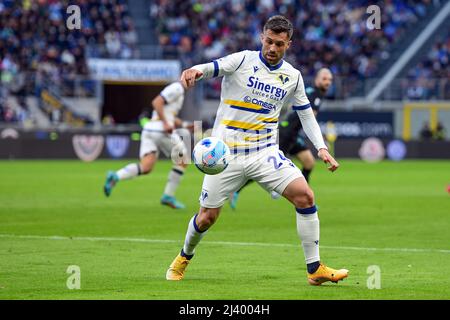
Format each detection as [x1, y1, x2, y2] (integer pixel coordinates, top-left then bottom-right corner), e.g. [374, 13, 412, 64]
[0, 0, 449, 300]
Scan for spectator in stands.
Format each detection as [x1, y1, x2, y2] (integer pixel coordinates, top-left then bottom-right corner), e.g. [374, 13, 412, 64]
[0, 101, 17, 123]
[420, 122, 433, 140]
[0, 99, 4, 122]
[150, 0, 438, 98]
[420, 122, 446, 141]
[102, 113, 116, 126]
[406, 32, 449, 100]
[0, 0, 139, 100]
[407, 80, 427, 100]
[0, 0, 140, 123]
[434, 122, 446, 140]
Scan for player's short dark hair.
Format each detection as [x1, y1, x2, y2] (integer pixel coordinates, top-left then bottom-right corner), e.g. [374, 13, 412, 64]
[263, 15, 293, 40]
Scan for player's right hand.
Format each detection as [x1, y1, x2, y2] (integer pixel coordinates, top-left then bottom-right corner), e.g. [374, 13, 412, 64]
[181, 69, 203, 88]
[318, 148, 339, 172]
[163, 121, 174, 134]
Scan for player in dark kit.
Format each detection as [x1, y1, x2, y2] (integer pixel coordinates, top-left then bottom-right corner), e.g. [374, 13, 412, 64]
[230, 68, 333, 209]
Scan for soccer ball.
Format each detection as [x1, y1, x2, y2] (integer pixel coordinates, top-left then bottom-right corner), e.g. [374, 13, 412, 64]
[192, 137, 230, 175]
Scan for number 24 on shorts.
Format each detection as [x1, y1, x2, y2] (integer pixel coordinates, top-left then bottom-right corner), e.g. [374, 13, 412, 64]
[267, 152, 294, 170]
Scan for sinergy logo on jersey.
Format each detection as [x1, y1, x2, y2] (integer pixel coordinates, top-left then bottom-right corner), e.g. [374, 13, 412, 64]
[247, 76, 288, 101]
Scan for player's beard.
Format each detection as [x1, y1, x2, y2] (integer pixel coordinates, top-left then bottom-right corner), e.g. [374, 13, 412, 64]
[264, 50, 283, 65]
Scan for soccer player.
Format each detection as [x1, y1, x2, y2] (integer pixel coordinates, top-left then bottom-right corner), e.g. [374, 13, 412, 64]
[166, 16, 348, 285]
[229, 68, 333, 208]
[103, 81, 190, 209]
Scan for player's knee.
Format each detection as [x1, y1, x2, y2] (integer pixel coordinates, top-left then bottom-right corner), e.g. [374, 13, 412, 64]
[140, 154, 156, 174]
[140, 164, 152, 175]
[197, 208, 219, 229]
[304, 157, 315, 170]
[301, 154, 315, 170]
[293, 188, 315, 208]
[197, 216, 215, 229]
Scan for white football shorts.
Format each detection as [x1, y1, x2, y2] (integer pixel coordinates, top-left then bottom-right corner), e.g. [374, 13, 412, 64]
[199, 145, 304, 208]
[140, 121, 188, 162]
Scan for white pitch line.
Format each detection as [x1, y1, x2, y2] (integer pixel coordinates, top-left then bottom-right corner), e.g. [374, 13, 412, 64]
[0, 234, 449, 254]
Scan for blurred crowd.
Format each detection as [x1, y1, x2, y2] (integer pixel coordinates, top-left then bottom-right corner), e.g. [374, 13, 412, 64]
[0, 0, 138, 74]
[404, 32, 450, 100]
[0, 0, 448, 126]
[0, 0, 138, 124]
[151, 0, 440, 98]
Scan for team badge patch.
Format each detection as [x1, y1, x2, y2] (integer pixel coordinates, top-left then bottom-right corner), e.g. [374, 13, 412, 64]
[278, 74, 289, 85]
[200, 189, 209, 201]
[0, 128, 19, 139]
[72, 135, 104, 162]
[106, 135, 130, 159]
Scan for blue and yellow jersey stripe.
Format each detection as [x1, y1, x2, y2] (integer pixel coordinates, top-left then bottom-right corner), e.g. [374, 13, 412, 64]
[220, 119, 272, 134]
[224, 99, 272, 114]
[221, 120, 265, 130]
[225, 142, 252, 148]
[229, 142, 276, 154]
[244, 133, 273, 142]
[292, 103, 311, 111]
[256, 116, 278, 124]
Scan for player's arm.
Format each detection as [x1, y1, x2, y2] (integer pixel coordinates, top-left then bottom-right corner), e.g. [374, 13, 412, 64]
[292, 74, 339, 172]
[152, 82, 184, 133]
[296, 107, 338, 172]
[181, 51, 247, 88]
[174, 117, 195, 131]
[151, 95, 172, 133]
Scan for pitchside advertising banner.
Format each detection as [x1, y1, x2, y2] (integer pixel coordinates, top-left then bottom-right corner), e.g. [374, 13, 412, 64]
[1, 127, 450, 160]
[87, 59, 181, 82]
[317, 111, 394, 138]
[0, 131, 140, 161]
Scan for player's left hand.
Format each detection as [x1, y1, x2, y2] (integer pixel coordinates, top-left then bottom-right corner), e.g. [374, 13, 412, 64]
[318, 148, 339, 172]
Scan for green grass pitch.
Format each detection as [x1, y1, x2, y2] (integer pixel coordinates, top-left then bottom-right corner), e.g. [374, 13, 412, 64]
[0, 159, 449, 300]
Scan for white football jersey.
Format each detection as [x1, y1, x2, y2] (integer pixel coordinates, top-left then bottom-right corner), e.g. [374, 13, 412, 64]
[193, 50, 318, 153]
[145, 81, 185, 131]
